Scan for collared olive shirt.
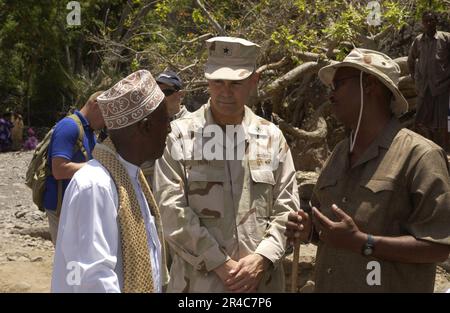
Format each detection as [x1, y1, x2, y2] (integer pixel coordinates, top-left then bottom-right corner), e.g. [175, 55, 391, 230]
[408, 31, 450, 97]
[312, 118, 450, 292]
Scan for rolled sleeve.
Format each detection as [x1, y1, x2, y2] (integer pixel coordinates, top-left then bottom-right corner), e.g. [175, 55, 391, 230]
[407, 148, 450, 245]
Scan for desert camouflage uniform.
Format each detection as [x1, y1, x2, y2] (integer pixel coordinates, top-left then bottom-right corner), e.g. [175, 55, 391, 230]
[153, 101, 299, 292]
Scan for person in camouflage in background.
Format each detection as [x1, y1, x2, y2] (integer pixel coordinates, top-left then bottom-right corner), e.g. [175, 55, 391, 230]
[153, 37, 300, 292]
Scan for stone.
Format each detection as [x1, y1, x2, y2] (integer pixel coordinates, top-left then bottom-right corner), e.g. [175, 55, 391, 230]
[14, 227, 52, 241]
[29, 213, 44, 221]
[30, 256, 43, 262]
[4, 223, 15, 229]
[14, 210, 27, 219]
[439, 258, 450, 273]
[13, 282, 32, 292]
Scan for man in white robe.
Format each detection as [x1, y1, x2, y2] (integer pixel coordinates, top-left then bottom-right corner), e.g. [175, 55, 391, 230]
[51, 70, 170, 292]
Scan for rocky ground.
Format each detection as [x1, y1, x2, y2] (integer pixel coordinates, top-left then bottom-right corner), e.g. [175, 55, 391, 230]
[0, 151, 449, 293]
[0, 151, 53, 292]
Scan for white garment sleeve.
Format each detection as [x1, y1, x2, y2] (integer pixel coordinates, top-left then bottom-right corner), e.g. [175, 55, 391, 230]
[51, 180, 121, 293]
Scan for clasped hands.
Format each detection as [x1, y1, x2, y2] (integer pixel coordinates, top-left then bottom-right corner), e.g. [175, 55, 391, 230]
[214, 253, 270, 293]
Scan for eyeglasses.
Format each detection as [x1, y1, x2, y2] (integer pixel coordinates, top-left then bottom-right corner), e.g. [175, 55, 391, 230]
[330, 75, 360, 92]
[161, 88, 180, 97]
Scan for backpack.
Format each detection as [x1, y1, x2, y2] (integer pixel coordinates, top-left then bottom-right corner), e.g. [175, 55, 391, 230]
[25, 114, 88, 214]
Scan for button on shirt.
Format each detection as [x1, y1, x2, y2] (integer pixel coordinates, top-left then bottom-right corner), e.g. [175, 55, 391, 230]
[51, 157, 162, 293]
[312, 118, 450, 292]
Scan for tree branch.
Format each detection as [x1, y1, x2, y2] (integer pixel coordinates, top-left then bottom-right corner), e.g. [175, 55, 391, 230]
[373, 25, 394, 41]
[194, 0, 226, 36]
[293, 51, 323, 62]
[260, 61, 326, 99]
[256, 57, 288, 74]
[182, 33, 213, 43]
[272, 113, 327, 143]
[120, 1, 157, 45]
[186, 80, 208, 88]
[179, 62, 198, 73]
[113, 0, 133, 41]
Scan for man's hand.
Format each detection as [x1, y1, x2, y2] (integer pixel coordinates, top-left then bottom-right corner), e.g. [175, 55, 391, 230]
[213, 259, 239, 285]
[312, 204, 365, 253]
[284, 209, 312, 245]
[225, 254, 270, 293]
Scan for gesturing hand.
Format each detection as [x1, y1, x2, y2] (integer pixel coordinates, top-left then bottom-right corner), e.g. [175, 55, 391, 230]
[312, 204, 365, 252]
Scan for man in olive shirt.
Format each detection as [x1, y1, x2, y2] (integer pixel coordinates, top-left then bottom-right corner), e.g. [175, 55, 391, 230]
[286, 48, 450, 292]
[408, 11, 450, 151]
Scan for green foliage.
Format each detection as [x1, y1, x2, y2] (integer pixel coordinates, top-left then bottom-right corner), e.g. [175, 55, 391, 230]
[0, 0, 437, 126]
[383, 1, 409, 30]
[155, 0, 171, 21]
[192, 8, 205, 24]
[323, 4, 366, 43]
[414, 0, 448, 19]
[293, 0, 306, 12]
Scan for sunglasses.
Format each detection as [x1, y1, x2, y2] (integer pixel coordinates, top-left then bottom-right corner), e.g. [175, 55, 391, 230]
[330, 75, 360, 92]
[161, 88, 180, 97]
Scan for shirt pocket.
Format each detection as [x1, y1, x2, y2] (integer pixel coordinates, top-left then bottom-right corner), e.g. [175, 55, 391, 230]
[240, 169, 276, 241]
[187, 164, 225, 219]
[250, 169, 275, 215]
[314, 176, 338, 209]
[356, 179, 396, 232]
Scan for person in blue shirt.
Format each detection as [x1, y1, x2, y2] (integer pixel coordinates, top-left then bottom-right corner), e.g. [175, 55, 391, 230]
[44, 91, 105, 245]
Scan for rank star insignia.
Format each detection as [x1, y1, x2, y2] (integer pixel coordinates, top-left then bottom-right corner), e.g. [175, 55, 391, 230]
[223, 47, 231, 56]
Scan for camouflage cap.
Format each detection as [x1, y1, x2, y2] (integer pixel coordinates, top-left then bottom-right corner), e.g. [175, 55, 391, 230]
[204, 37, 260, 81]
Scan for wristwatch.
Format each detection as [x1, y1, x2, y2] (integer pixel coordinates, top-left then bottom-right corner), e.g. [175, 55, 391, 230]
[362, 234, 375, 256]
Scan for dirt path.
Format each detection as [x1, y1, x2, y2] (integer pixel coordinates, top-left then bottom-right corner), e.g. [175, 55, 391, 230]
[0, 151, 449, 292]
[0, 151, 53, 292]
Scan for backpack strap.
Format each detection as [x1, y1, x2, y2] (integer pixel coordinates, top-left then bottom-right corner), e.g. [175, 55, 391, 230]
[55, 114, 89, 217]
[67, 114, 89, 161]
